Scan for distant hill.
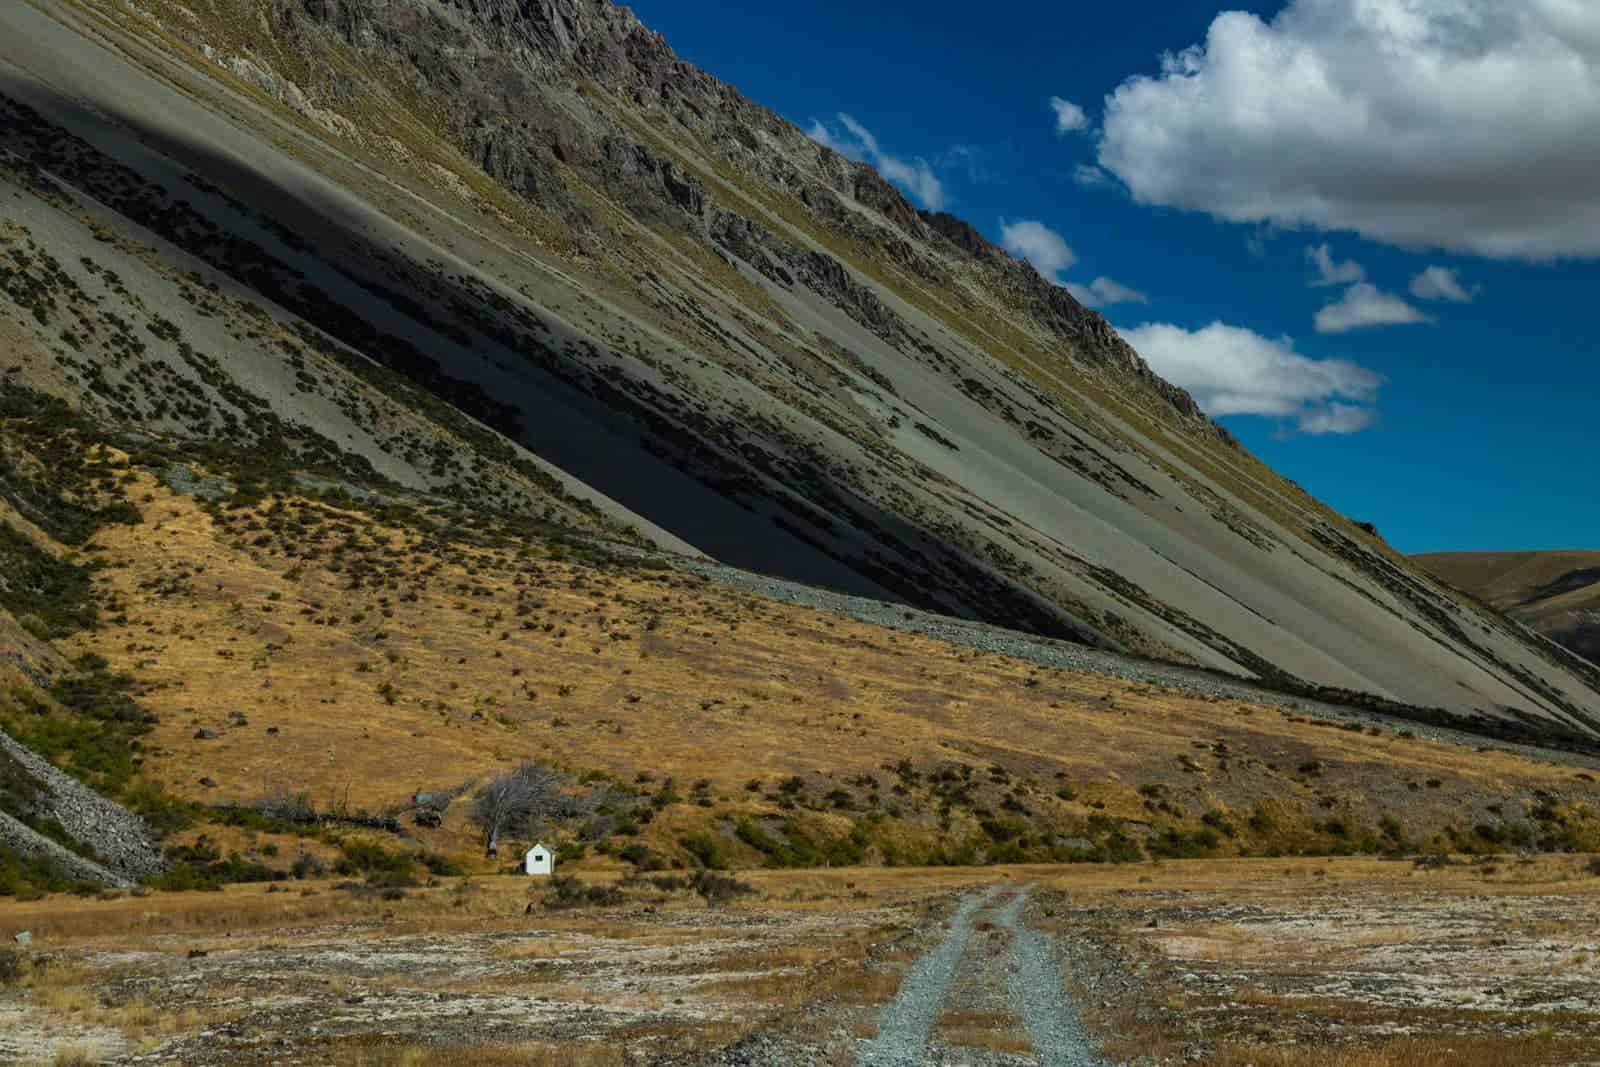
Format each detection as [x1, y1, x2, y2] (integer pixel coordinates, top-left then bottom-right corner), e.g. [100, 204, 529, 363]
[1413, 551, 1600, 667]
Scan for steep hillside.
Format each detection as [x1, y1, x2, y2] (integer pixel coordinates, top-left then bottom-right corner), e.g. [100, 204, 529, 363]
[0, 0, 1598, 749]
[1415, 550, 1600, 668]
[6, 405, 1600, 885]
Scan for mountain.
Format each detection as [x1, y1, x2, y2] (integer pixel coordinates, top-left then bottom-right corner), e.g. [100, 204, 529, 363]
[2, 0, 1599, 755]
[1414, 551, 1600, 668]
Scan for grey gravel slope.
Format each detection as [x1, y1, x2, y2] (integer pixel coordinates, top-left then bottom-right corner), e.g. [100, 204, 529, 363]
[0, 727, 163, 884]
[2, 0, 1598, 743]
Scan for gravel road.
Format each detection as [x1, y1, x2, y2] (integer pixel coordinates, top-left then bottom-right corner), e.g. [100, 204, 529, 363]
[996, 890, 1106, 1067]
[855, 888, 1001, 1066]
[854, 886, 1110, 1066]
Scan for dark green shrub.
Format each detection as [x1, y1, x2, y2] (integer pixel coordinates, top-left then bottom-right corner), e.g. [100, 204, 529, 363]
[678, 832, 728, 870]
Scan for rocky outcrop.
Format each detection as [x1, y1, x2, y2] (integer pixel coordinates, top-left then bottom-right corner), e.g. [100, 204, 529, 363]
[0, 727, 163, 884]
[260, 0, 1225, 440]
[0, 809, 125, 886]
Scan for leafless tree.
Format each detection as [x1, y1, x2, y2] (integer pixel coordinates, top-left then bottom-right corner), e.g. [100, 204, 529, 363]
[471, 762, 569, 857]
[254, 782, 317, 823]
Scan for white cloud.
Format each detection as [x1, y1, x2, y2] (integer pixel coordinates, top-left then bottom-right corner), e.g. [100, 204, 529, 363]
[1297, 403, 1378, 435]
[1119, 321, 1383, 434]
[1050, 96, 1090, 134]
[1000, 220, 1147, 304]
[1072, 164, 1110, 187]
[1305, 244, 1366, 287]
[1098, 0, 1600, 259]
[1066, 276, 1150, 306]
[1409, 265, 1476, 302]
[1000, 219, 1077, 283]
[805, 119, 849, 156]
[806, 113, 946, 210]
[1313, 283, 1431, 333]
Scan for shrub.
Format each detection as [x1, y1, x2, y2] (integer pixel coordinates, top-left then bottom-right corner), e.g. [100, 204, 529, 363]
[678, 832, 729, 870]
[619, 842, 667, 871]
[150, 845, 280, 891]
[291, 852, 326, 880]
[16, 614, 50, 641]
[333, 839, 413, 878]
[1147, 827, 1223, 860]
[0, 947, 24, 985]
[544, 875, 623, 909]
[691, 871, 754, 907]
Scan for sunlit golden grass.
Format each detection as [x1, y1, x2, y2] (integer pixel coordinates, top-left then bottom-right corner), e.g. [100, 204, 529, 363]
[937, 1009, 1032, 1055]
[40, 470, 1600, 871]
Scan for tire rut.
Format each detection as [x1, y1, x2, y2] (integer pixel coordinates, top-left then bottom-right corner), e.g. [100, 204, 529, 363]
[855, 887, 1001, 1066]
[996, 889, 1107, 1066]
[857, 886, 1110, 1066]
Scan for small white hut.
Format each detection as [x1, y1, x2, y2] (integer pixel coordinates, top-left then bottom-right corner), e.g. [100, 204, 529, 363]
[524, 842, 555, 877]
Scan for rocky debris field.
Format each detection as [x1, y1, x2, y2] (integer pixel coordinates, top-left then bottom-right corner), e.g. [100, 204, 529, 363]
[0, 729, 163, 886]
[6, 861, 1600, 1064]
[1037, 857, 1600, 1064]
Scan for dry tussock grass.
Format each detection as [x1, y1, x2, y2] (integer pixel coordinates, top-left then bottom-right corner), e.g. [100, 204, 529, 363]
[43, 471, 1600, 869]
[1211, 1034, 1592, 1067]
[327, 1037, 626, 1066]
[937, 1009, 1030, 1053]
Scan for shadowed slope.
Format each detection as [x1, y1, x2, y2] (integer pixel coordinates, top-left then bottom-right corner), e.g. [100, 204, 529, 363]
[0, 0, 1598, 738]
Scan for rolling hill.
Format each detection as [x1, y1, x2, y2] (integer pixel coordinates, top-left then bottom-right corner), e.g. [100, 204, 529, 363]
[1414, 550, 1600, 668]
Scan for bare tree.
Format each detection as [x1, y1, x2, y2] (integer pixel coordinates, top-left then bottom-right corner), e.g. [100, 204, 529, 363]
[471, 762, 568, 857]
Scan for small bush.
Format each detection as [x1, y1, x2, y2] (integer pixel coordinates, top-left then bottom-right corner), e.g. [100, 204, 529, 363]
[291, 852, 326, 880]
[619, 843, 667, 870]
[333, 839, 413, 878]
[0, 946, 24, 985]
[16, 614, 50, 641]
[544, 875, 623, 909]
[678, 832, 728, 870]
[691, 870, 754, 907]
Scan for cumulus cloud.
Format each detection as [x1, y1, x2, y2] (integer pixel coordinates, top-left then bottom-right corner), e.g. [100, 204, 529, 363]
[805, 119, 851, 157]
[1313, 283, 1431, 333]
[1119, 321, 1383, 434]
[1066, 277, 1150, 306]
[1000, 219, 1077, 283]
[1410, 265, 1476, 302]
[1306, 244, 1365, 287]
[1050, 96, 1090, 134]
[806, 113, 946, 210]
[1098, 0, 1600, 259]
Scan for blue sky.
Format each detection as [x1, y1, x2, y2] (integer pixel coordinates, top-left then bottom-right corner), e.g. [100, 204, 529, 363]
[627, 0, 1600, 554]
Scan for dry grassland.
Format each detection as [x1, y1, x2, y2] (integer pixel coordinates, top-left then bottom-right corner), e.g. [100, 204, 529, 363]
[32, 466, 1600, 872]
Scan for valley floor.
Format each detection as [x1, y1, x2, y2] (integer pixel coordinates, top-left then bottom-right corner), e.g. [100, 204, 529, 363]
[2, 857, 1599, 1066]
